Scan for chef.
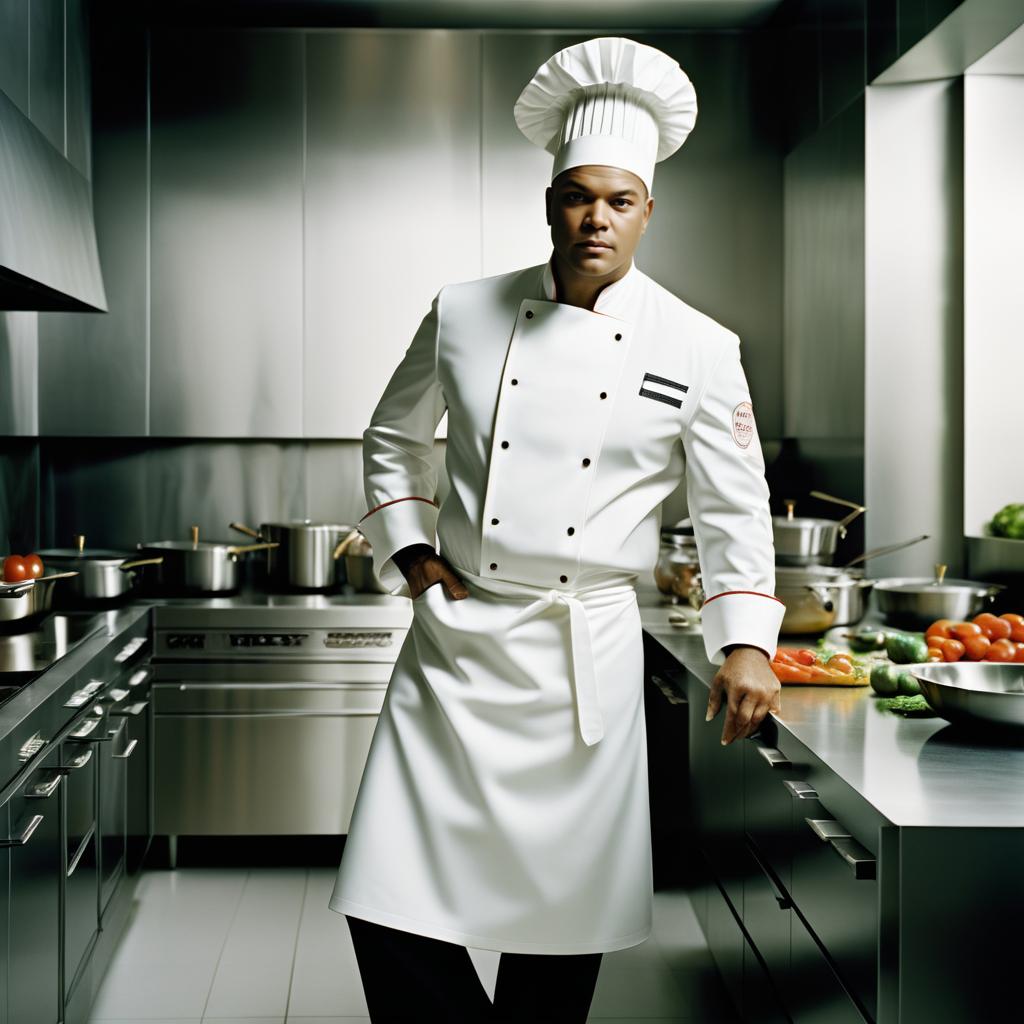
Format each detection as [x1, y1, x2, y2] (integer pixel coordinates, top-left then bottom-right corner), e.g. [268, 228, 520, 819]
[329, 36, 785, 1023]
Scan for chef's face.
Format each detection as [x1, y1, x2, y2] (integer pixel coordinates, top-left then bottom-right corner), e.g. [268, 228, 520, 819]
[546, 165, 654, 278]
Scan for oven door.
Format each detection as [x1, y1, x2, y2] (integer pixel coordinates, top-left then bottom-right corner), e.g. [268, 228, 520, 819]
[154, 662, 389, 836]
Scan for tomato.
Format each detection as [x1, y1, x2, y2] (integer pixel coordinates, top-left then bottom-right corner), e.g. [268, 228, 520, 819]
[774, 649, 800, 665]
[926, 647, 944, 662]
[22, 553, 43, 579]
[793, 649, 817, 666]
[949, 621, 984, 642]
[986, 639, 1017, 663]
[826, 654, 854, 672]
[973, 612, 1011, 640]
[962, 634, 992, 661]
[939, 638, 966, 662]
[2, 555, 28, 583]
[925, 619, 956, 641]
[999, 614, 1024, 643]
[1012, 643, 1024, 664]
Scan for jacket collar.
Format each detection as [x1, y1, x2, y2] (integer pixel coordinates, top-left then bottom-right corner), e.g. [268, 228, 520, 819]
[539, 255, 639, 319]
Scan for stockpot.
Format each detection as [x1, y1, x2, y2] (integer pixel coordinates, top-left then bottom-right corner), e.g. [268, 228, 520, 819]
[138, 527, 277, 594]
[230, 520, 355, 590]
[773, 491, 867, 566]
[37, 535, 163, 603]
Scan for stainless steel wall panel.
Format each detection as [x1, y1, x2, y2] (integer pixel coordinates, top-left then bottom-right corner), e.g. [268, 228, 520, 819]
[0, 437, 39, 552]
[28, 0, 64, 153]
[0, 311, 37, 435]
[149, 30, 304, 437]
[65, 0, 90, 179]
[39, 25, 149, 435]
[303, 31, 481, 438]
[0, 0, 29, 114]
[865, 80, 963, 577]
[820, 0, 867, 125]
[482, 32, 785, 440]
[962, 74, 1024, 540]
[783, 97, 865, 440]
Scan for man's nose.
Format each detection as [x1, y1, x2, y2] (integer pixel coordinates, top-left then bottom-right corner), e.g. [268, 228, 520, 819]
[584, 201, 611, 229]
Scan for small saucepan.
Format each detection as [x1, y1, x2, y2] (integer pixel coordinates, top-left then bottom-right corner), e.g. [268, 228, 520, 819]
[138, 526, 278, 594]
[873, 563, 1005, 630]
[773, 490, 867, 566]
[37, 535, 164, 604]
[0, 572, 79, 632]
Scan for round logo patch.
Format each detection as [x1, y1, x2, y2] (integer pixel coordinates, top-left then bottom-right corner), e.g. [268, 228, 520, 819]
[732, 402, 755, 449]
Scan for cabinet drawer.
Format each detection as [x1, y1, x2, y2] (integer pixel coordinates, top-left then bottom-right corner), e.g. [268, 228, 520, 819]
[789, 912, 869, 1024]
[791, 793, 878, 1021]
[743, 838, 791, 997]
[744, 733, 804, 889]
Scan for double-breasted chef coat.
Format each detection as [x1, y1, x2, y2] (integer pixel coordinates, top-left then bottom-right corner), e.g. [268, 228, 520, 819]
[329, 258, 786, 954]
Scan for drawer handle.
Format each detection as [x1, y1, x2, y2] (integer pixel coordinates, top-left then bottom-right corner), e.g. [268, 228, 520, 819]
[752, 739, 792, 769]
[650, 673, 687, 705]
[113, 738, 139, 760]
[25, 774, 62, 799]
[57, 749, 94, 772]
[111, 701, 149, 717]
[784, 780, 818, 800]
[127, 668, 150, 688]
[746, 836, 792, 910]
[0, 814, 44, 847]
[805, 818, 877, 880]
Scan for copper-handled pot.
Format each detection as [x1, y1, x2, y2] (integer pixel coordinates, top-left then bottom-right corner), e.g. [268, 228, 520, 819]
[773, 490, 867, 566]
[229, 520, 356, 591]
[139, 526, 278, 594]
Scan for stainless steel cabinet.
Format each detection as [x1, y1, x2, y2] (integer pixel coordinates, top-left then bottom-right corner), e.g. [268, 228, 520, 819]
[303, 31, 480, 438]
[149, 30, 304, 437]
[4, 752, 63, 1024]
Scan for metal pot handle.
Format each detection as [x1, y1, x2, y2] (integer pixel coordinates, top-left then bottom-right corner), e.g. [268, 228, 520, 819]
[226, 542, 280, 556]
[809, 489, 867, 538]
[805, 584, 835, 613]
[118, 556, 164, 573]
[229, 521, 263, 540]
[333, 529, 362, 561]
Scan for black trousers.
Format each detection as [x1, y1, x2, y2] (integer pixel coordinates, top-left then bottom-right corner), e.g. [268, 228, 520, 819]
[346, 914, 603, 1023]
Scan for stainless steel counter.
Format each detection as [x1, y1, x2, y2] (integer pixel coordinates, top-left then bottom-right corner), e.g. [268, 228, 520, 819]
[639, 599, 1024, 828]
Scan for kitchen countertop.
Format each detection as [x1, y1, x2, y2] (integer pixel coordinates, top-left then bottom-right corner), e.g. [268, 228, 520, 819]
[637, 591, 1024, 830]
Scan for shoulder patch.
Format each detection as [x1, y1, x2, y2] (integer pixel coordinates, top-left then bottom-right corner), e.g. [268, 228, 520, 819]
[732, 401, 755, 449]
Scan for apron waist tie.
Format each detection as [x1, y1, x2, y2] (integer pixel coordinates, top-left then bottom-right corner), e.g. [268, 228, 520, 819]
[505, 589, 605, 747]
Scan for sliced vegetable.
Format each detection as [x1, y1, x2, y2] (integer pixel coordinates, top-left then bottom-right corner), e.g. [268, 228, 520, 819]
[876, 695, 935, 717]
[771, 647, 866, 686]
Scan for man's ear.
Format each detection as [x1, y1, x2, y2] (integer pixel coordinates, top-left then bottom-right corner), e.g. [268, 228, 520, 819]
[545, 186, 552, 226]
[642, 194, 655, 233]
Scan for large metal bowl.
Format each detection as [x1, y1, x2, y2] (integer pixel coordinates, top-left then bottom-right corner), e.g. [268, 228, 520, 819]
[912, 663, 1024, 732]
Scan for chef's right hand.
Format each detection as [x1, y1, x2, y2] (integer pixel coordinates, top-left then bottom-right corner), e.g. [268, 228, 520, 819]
[393, 543, 470, 601]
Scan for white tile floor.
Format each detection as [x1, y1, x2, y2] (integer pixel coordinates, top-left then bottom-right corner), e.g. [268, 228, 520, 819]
[88, 867, 737, 1023]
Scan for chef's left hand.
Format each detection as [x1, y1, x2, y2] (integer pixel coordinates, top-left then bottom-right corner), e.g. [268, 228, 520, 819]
[706, 646, 781, 745]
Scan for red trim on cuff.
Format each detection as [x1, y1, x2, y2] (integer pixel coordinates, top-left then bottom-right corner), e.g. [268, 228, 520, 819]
[359, 496, 439, 522]
[702, 589, 785, 607]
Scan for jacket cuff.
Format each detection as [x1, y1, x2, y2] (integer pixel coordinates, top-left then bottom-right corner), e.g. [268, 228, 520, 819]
[358, 497, 439, 594]
[700, 591, 786, 665]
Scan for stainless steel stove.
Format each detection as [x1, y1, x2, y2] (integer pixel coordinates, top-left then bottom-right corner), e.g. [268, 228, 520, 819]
[150, 590, 413, 858]
[0, 615, 106, 706]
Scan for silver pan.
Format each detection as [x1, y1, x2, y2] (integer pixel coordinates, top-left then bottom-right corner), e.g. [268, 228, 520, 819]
[0, 573, 79, 631]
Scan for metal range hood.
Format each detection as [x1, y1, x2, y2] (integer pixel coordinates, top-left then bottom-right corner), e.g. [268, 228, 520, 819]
[0, 89, 107, 312]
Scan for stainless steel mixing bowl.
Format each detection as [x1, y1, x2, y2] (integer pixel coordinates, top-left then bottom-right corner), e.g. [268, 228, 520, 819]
[912, 663, 1024, 731]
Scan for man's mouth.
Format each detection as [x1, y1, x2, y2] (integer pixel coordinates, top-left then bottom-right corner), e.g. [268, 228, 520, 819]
[575, 241, 612, 250]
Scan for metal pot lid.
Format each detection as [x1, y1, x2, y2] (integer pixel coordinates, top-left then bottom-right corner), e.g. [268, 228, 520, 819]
[140, 540, 237, 552]
[873, 576, 996, 594]
[772, 515, 842, 529]
[262, 519, 352, 530]
[775, 565, 865, 585]
[38, 547, 135, 563]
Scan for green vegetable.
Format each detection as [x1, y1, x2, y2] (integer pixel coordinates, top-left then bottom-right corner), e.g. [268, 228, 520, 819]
[991, 503, 1024, 540]
[876, 695, 935, 717]
[884, 632, 930, 665]
[870, 664, 921, 697]
[847, 629, 887, 654]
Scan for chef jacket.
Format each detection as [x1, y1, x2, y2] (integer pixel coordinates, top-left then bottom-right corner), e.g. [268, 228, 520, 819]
[357, 257, 785, 664]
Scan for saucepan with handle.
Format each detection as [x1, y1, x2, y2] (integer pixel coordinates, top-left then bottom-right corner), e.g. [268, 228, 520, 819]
[0, 571, 80, 631]
[138, 526, 278, 594]
[229, 520, 356, 590]
[37, 534, 164, 604]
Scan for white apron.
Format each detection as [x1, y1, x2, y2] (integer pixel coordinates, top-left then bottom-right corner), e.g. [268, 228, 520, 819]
[328, 567, 652, 953]
[329, 258, 785, 953]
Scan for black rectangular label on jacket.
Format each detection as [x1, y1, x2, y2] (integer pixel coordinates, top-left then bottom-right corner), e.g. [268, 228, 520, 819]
[638, 372, 689, 409]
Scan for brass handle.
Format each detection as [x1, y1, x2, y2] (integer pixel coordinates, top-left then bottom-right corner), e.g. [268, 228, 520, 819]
[118, 557, 164, 572]
[34, 571, 79, 582]
[75, 534, 85, 554]
[229, 522, 262, 540]
[935, 563, 948, 585]
[190, 525, 200, 547]
[809, 489, 867, 537]
[226, 542, 280, 556]
[784, 499, 796, 521]
[333, 529, 361, 560]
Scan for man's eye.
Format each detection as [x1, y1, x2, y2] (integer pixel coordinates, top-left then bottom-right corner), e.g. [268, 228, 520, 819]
[612, 198, 630, 207]
[565, 192, 585, 201]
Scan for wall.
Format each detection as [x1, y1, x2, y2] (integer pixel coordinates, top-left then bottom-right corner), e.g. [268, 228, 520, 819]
[34, 24, 784, 548]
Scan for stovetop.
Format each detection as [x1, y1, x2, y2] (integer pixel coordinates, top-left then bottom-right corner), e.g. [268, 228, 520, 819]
[0, 614, 106, 705]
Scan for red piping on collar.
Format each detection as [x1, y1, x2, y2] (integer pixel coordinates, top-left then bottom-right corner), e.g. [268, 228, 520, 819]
[359, 496, 439, 522]
[702, 590, 785, 607]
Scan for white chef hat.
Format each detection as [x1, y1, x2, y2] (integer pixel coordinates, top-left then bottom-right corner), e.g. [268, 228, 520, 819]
[514, 37, 698, 196]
